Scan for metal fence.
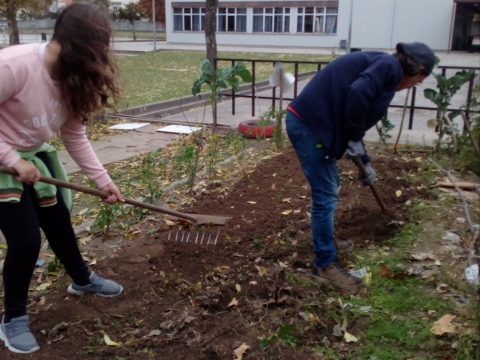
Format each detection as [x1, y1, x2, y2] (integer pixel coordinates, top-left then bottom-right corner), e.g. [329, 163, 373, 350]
[215, 58, 480, 129]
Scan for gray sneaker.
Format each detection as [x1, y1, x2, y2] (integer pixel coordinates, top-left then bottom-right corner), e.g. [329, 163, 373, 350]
[67, 271, 123, 297]
[0, 315, 40, 354]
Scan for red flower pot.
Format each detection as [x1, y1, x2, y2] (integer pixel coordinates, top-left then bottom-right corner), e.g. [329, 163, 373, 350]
[238, 120, 277, 138]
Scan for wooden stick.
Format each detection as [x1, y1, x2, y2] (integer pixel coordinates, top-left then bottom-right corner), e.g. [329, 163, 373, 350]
[432, 181, 480, 191]
[0, 166, 198, 222]
[351, 158, 388, 213]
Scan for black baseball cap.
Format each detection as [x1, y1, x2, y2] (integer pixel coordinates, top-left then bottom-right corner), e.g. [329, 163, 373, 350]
[396, 42, 436, 75]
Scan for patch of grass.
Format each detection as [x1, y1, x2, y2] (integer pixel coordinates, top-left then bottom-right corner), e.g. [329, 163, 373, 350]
[285, 270, 320, 288]
[387, 221, 421, 247]
[349, 271, 449, 359]
[117, 51, 334, 108]
[113, 30, 166, 40]
[367, 277, 447, 315]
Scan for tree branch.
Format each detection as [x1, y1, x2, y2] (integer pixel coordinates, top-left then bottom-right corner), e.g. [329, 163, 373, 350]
[394, 88, 410, 154]
[443, 114, 458, 172]
[429, 159, 475, 236]
[461, 111, 480, 157]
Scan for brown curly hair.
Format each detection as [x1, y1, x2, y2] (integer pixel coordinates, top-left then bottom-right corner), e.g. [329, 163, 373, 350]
[52, 3, 121, 124]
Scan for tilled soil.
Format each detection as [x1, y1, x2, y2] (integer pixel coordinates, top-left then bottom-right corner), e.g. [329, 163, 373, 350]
[1, 148, 425, 360]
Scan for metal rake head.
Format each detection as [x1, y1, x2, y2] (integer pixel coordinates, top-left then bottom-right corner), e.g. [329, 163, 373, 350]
[167, 226, 222, 245]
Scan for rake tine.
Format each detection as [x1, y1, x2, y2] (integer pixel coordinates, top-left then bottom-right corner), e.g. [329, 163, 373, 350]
[200, 230, 206, 245]
[213, 228, 221, 245]
[181, 230, 185, 242]
[195, 231, 200, 244]
[206, 232, 212, 245]
[175, 228, 179, 242]
[167, 228, 172, 241]
[186, 231, 191, 243]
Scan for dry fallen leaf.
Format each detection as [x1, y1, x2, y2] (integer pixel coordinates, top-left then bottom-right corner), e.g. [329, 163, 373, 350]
[396, 190, 402, 197]
[344, 331, 358, 343]
[36, 282, 52, 291]
[378, 265, 392, 278]
[233, 343, 250, 360]
[247, 201, 257, 204]
[249, 281, 257, 285]
[407, 252, 437, 261]
[293, 209, 301, 214]
[282, 210, 293, 215]
[421, 270, 436, 279]
[431, 314, 457, 335]
[164, 219, 176, 226]
[282, 198, 292, 203]
[228, 298, 239, 307]
[236, 284, 241, 293]
[80, 235, 92, 246]
[255, 266, 267, 277]
[103, 332, 122, 347]
[148, 330, 161, 336]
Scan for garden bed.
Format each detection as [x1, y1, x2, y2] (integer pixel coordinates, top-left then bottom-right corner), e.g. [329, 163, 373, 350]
[0, 147, 442, 360]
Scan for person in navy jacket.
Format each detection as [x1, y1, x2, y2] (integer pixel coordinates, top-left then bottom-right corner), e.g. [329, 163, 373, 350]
[286, 42, 435, 291]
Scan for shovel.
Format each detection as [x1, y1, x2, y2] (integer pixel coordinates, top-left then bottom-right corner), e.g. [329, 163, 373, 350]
[0, 166, 228, 243]
[351, 158, 388, 214]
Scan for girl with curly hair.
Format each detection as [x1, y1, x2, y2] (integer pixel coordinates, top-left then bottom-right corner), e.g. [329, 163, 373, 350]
[0, 3, 125, 353]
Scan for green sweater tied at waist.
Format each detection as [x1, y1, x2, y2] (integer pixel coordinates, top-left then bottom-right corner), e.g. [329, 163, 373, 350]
[0, 143, 72, 212]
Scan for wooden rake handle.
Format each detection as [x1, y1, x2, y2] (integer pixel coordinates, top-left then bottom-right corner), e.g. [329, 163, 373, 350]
[351, 158, 388, 213]
[0, 165, 198, 222]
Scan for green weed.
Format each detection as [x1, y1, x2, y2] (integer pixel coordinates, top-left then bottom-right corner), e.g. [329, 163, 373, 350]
[259, 325, 301, 351]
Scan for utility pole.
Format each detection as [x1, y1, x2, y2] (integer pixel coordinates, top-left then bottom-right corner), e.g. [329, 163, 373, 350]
[346, 0, 353, 53]
[152, 0, 156, 51]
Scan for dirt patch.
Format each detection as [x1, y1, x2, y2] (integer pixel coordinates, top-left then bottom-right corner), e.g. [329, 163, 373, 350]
[1, 149, 425, 359]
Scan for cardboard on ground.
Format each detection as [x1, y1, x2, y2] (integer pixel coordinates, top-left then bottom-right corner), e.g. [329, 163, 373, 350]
[108, 123, 150, 130]
[156, 125, 201, 134]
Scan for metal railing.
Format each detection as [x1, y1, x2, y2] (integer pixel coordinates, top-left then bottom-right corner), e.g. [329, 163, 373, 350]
[214, 58, 480, 129]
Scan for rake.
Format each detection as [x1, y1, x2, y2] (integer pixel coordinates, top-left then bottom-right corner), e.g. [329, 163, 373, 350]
[0, 166, 228, 245]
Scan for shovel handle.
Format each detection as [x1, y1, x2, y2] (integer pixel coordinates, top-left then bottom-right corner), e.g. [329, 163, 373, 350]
[0, 166, 198, 222]
[351, 158, 388, 213]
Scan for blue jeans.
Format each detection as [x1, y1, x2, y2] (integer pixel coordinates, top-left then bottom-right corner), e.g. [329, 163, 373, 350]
[286, 111, 340, 268]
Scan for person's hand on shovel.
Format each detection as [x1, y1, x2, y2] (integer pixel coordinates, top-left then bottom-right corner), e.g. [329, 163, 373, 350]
[358, 163, 376, 186]
[346, 140, 365, 159]
[346, 140, 376, 186]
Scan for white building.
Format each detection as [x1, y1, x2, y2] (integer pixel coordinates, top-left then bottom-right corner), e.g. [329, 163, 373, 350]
[165, 0, 480, 51]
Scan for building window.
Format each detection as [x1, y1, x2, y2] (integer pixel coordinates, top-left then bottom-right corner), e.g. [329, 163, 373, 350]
[297, 7, 337, 33]
[217, 8, 246, 32]
[173, 7, 206, 31]
[253, 7, 290, 32]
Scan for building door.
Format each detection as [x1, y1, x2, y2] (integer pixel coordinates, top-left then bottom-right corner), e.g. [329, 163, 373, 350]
[452, 1, 480, 51]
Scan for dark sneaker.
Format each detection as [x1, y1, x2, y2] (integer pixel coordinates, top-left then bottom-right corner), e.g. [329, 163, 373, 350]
[312, 263, 363, 291]
[335, 238, 354, 253]
[0, 315, 39, 354]
[68, 271, 123, 297]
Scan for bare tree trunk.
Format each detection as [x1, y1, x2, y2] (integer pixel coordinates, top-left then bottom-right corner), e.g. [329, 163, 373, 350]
[6, 0, 20, 45]
[205, 0, 218, 66]
[205, 0, 218, 126]
[132, 22, 136, 41]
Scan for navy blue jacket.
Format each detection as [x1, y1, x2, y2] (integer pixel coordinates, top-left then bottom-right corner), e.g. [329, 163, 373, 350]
[289, 52, 403, 160]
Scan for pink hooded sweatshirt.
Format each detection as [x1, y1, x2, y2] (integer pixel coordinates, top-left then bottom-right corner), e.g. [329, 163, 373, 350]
[0, 42, 111, 189]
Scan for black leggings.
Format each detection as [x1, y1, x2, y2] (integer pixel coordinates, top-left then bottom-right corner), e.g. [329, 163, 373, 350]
[0, 152, 90, 321]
